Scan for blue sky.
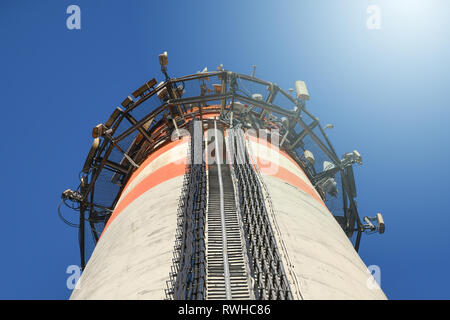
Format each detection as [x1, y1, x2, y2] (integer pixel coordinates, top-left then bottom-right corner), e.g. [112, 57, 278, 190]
[0, 0, 449, 299]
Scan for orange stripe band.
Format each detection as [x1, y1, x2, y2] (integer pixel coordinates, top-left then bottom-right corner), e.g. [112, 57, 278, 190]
[102, 160, 186, 235]
[121, 138, 188, 193]
[102, 126, 326, 236]
[255, 157, 326, 207]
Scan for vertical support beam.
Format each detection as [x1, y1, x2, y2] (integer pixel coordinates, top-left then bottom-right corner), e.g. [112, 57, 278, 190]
[355, 229, 362, 252]
[79, 204, 86, 271]
[220, 72, 227, 115]
[79, 177, 87, 271]
[260, 84, 278, 120]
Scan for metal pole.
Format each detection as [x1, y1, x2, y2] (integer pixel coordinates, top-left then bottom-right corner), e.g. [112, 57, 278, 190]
[79, 179, 87, 270]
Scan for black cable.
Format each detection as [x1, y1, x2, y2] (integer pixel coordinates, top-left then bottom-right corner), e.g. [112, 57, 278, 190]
[57, 200, 80, 228]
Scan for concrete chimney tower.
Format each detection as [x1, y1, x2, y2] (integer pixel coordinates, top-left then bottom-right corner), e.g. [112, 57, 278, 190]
[61, 55, 386, 300]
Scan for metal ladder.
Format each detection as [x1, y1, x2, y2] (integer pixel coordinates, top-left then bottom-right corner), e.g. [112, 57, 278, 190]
[206, 122, 252, 300]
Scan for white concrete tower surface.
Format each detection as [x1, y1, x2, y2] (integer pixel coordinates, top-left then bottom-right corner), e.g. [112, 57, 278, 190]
[61, 59, 386, 300]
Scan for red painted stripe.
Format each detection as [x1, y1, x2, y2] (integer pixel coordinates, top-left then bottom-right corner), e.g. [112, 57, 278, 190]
[102, 126, 326, 236]
[121, 138, 188, 194]
[102, 160, 186, 235]
[256, 158, 326, 207]
[247, 134, 306, 174]
[121, 113, 220, 192]
[247, 136, 326, 203]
